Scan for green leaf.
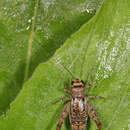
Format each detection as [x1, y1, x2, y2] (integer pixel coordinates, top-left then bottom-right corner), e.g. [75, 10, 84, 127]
[0, 0, 100, 115]
[0, 0, 129, 130]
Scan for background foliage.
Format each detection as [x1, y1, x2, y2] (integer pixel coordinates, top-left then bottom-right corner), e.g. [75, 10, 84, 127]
[0, 0, 101, 115]
[0, 0, 130, 130]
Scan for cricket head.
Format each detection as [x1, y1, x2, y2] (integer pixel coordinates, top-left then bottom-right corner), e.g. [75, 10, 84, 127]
[71, 78, 85, 88]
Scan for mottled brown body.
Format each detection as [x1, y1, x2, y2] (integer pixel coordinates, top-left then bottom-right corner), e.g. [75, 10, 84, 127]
[56, 77, 103, 130]
[70, 97, 87, 130]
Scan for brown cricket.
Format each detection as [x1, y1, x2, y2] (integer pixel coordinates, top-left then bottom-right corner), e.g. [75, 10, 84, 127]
[56, 71, 104, 130]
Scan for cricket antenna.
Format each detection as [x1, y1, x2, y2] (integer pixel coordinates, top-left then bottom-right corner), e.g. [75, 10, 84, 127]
[59, 63, 76, 79]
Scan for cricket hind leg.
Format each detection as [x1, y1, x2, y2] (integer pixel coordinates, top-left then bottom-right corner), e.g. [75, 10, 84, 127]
[57, 102, 70, 130]
[86, 102, 102, 130]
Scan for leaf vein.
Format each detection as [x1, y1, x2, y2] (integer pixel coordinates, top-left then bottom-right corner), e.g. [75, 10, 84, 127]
[24, 0, 39, 80]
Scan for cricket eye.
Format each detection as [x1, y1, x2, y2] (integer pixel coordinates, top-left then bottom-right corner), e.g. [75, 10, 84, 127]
[71, 81, 74, 85]
[81, 80, 84, 85]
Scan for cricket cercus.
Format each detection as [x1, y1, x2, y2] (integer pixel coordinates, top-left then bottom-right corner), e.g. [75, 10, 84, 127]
[56, 71, 104, 130]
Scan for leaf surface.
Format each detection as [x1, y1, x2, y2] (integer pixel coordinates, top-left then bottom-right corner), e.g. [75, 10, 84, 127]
[0, 0, 100, 115]
[0, 0, 129, 130]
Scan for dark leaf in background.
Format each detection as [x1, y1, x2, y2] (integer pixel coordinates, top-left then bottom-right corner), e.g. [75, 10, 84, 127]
[0, 0, 102, 115]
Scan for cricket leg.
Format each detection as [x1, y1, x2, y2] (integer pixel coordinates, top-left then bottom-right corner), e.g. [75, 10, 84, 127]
[57, 68, 71, 94]
[64, 88, 72, 94]
[45, 97, 70, 108]
[86, 96, 104, 99]
[86, 102, 102, 130]
[64, 84, 72, 94]
[57, 102, 70, 130]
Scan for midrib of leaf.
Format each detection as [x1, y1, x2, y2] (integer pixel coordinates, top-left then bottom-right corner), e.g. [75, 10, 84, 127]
[24, 0, 39, 81]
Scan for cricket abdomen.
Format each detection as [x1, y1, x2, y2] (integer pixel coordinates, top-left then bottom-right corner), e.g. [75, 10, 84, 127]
[70, 98, 88, 130]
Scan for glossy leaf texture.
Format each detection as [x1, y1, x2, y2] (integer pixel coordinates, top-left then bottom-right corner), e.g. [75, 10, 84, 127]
[0, 0, 130, 129]
[0, 0, 101, 115]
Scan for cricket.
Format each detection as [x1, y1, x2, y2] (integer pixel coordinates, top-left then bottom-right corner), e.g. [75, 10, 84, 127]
[51, 63, 104, 130]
